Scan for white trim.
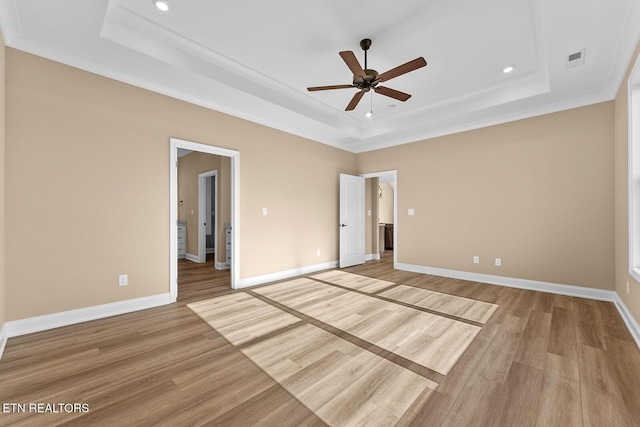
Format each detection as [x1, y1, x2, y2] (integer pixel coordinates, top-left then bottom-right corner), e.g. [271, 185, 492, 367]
[628, 53, 640, 284]
[5, 294, 172, 338]
[236, 261, 339, 289]
[365, 254, 381, 261]
[397, 262, 617, 301]
[215, 261, 230, 270]
[170, 138, 240, 298]
[0, 0, 21, 45]
[613, 294, 640, 349]
[0, 323, 7, 360]
[184, 253, 199, 263]
[605, 0, 640, 99]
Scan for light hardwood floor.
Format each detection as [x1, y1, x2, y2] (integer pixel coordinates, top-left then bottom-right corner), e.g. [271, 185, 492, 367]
[1, 253, 640, 426]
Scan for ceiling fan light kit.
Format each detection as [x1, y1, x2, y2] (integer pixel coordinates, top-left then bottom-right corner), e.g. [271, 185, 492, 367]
[153, 0, 170, 12]
[307, 39, 427, 112]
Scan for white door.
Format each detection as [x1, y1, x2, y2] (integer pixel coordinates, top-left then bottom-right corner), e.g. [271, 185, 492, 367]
[340, 173, 366, 268]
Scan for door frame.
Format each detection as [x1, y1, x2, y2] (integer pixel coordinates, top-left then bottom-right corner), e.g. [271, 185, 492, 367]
[170, 138, 240, 300]
[361, 170, 397, 269]
[198, 169, 217, 263]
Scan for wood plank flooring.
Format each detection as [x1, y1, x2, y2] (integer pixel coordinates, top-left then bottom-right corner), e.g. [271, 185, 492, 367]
[1, 252, 639, 426]
[249, 278, 481, 375]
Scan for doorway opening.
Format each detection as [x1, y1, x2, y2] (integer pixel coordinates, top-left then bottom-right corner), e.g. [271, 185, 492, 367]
[170, 138, 240, 301]
[198, 170, 217, 264]
[362, 171, 397, 269]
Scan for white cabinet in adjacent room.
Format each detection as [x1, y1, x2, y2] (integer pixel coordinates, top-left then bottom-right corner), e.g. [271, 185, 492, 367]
[225, 222, 231, 267]
[177, 221, 187, 259]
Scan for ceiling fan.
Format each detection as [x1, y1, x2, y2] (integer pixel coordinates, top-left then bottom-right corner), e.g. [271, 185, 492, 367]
[307, 39, 427, 111]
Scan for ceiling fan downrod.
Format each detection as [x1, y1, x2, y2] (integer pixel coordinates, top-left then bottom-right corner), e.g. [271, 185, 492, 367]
[360, 38, 372, 70]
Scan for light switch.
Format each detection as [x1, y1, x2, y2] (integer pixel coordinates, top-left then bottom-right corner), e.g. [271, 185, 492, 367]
[262, 207, 268, 216]
[408, 208, 415, 216]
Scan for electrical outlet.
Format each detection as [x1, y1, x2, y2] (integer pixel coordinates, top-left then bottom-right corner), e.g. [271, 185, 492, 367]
[627, 281, 630, 294]
[495, 258, 501, 267]
[262, 207, 268, 216]
[317, 249, 321, 256]
[473, 256, 479, 264]
[118, 274, 128, 287]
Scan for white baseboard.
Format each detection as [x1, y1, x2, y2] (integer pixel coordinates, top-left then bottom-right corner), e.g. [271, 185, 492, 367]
[5, 293, 172, 338]
[215, 261, 230, 270]
[236, 261, 339, 289]
[366, 254, 381, 261]
[184, 253, 199, 263]
[397, 262, 640, 349]
[0, 323, 7, 360]
[613, 294, 640, 349]
[206, 248, 215, 254]
[396, 263, 616, 301]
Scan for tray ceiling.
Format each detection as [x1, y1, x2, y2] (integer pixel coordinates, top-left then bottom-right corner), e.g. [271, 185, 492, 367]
[1, 0, 638, 152]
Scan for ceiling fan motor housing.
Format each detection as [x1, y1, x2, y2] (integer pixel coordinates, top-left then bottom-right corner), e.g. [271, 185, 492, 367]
[353, 69, 379, 89]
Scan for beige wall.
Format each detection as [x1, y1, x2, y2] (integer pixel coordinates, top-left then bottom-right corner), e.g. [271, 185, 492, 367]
[0, 31, 6, 331]
[5, 49, 356, 321]
[614, 42, 640, 325]
[358, 102, 615, 289]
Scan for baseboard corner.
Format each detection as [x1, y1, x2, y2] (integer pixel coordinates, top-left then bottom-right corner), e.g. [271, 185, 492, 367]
[215, 261, 230, 270]
[184, 253, 199, 263]
[0, 323, 8, 360]
[613, 294, 640, 349]
[395, 262, 640, 346]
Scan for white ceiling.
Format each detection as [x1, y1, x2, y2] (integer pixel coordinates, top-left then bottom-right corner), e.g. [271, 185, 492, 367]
[1, 0, 639, 153]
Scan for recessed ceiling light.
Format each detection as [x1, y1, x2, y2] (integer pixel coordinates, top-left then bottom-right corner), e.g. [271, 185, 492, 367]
[153, 0, 169, 11]
[502, 65, 516, 73]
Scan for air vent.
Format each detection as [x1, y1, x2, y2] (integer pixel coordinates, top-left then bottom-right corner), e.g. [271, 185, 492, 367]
[565, 48, 586, 68]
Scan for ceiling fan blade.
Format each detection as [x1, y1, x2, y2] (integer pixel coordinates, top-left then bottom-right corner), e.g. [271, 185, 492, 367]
[346, 90, 365, 111]
[374, 86, 412, 102]
[376, 57, 427, 82]
[307, 84, 355, 91]
[339, 51, 366, 79]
